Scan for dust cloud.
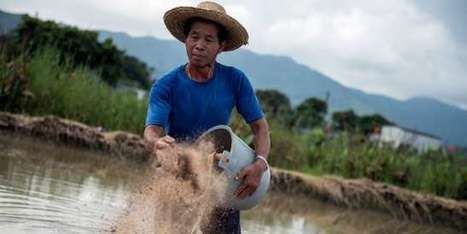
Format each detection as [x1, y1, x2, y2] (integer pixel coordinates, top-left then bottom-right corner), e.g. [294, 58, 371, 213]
[112, 140, 229, 233]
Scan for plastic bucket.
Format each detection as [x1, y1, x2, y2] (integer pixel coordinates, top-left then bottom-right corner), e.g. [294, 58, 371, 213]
[198, 125, 270, 210]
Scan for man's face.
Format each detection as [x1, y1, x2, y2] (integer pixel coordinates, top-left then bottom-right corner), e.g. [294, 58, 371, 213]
[185, 21, 225, 68]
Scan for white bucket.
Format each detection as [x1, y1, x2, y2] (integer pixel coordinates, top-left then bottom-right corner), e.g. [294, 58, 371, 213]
[198, 125, 270, 210]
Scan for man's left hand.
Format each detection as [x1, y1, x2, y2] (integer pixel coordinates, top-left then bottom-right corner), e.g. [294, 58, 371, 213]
[234, 159, 267, 199]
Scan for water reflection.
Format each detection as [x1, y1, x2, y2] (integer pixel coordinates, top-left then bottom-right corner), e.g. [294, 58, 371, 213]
[0, 135, 134, 233]
[0, 135, 325, 233]
[242, 210, 323, 234]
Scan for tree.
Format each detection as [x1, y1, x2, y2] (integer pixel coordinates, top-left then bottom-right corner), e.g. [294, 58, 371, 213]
[332, 110, 358, 131]
[358, 114, 391, 134]
[122, 55, 153, 88]
[255, 89, 292, 120]
[292, 97, 327, 129]
[12, 15, 152, 88]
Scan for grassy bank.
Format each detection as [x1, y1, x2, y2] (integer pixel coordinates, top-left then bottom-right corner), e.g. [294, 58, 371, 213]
[306, 132, 467, 199]
[232, 116, 467, 200]
[1, 48, 147, 134]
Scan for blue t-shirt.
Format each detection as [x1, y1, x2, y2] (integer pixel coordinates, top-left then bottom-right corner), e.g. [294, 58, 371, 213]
[145, 62, 264, 140]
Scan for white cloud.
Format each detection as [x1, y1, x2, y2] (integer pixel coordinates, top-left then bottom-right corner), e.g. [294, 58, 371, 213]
[1, 0, 466, 109]
[239, 0, 467, 108]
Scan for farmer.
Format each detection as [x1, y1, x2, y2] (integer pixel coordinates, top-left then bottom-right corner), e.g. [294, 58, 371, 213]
[143, 1, 270, 233]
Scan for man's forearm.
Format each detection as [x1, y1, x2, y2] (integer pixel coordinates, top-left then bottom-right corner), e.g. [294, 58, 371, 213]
[250, 118, 271, 158]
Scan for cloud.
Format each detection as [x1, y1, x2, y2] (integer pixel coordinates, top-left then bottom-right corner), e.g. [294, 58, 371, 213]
[237, 0, 467, 108]
[1, 0, 466, 109]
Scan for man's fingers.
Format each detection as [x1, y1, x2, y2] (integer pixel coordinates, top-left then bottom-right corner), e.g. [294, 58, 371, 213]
[236, 182, 257, 199]
[155, 141, 171, 150]
[237, 186, 249, 199]
[241, 187, 255, 199]
[213, 153, 224, 161]
[164, 136, 175, 143]
[235, 165, 263, 199]
[235, 183, 248, 198]
[235, 172, 257, 199]
[154, 136, 176, 151]
[161, 138, 174, 145]
[235, 169, 247, 181]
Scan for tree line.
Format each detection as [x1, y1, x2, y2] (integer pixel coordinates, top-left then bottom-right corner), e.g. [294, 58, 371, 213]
[256, 89, 391, 134]
[1, 15, 152, 89]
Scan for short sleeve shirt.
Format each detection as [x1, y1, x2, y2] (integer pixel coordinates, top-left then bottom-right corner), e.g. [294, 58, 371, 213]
[145, 62, 264, 140]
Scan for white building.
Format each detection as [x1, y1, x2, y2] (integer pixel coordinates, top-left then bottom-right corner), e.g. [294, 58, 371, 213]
[374, 125, 442, 153]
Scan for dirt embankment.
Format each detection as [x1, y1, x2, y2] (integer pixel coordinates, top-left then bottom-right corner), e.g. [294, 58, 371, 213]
[271, 169, 467, 230]
[1, 112, 466, 230]
[0, 112, 148, 161]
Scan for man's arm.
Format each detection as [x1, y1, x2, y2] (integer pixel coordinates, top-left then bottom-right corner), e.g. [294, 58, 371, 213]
[235, 117, 271, 199]
[250, 118, 270, 171]
[144, 125, 175, 153]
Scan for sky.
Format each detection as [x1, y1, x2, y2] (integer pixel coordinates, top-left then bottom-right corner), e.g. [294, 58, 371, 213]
[2, 0, 467, 109]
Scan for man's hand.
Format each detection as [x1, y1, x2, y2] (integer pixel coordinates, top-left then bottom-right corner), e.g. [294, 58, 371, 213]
[153, 135, 175, 151]
[144, 125, 175, 155]
[234, 117, 270, 199]
[234, 160, 267, 199]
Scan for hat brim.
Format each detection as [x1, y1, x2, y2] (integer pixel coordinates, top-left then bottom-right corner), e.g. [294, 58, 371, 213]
[164, 6, 249, 51]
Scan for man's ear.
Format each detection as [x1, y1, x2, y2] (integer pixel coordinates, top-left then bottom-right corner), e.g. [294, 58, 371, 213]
[218, 41, 226, 54]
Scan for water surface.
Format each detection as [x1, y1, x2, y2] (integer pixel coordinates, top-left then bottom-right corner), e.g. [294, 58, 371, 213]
[0, 134, 462, 233]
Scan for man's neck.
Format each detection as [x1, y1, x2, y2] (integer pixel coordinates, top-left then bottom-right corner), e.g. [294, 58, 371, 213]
[187, 62, 215, 82]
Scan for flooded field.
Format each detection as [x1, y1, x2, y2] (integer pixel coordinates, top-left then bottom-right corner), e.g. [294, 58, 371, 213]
[0, 133, 462, 233]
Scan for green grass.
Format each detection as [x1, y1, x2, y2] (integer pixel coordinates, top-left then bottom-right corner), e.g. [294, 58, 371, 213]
[229, 103, 466, 199]
[306, 132, 467, 199]
[1, 47, 148, 134]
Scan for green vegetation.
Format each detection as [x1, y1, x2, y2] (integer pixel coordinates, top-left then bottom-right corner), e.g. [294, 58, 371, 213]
[0, 14, 150, 133]
[0, 48, 147, 134]
[255, 89, 291, 122]
[233, 90, 467, 200]
[5, 15, 152, 88]
[291, 97, 327, 130]
[307, 132, 466, 199]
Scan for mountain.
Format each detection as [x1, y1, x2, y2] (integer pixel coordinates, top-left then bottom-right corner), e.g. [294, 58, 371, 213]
[0, 9, 22, 34]
[97, 32, 377, 109]
[1, 10, 467, 146]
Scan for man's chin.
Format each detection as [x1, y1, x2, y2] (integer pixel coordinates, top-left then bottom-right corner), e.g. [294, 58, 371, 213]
[190, 61, 209, 68]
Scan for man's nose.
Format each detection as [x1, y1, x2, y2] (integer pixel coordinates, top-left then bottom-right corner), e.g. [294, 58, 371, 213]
[194, 40, 207, 51]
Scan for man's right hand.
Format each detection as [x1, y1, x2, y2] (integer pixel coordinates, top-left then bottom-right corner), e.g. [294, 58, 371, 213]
[153, 135, 175, 151]
[144, 125, 175, 155]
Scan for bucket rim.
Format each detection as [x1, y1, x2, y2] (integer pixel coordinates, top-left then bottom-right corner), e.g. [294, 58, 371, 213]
[197, 125, 253, 152]
[196, 125, 233, 144]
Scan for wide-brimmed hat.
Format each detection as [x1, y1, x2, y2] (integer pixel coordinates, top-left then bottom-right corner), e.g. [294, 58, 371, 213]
[163, 1, 249, 51]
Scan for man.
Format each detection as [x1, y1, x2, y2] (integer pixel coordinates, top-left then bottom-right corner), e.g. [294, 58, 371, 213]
[144, 1, 270, 233]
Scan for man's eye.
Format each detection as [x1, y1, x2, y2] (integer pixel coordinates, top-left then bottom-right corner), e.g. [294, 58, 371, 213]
[206, 38, 217, 43]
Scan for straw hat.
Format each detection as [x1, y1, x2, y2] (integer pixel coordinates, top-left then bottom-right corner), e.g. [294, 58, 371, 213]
[164, 1, 249, 51]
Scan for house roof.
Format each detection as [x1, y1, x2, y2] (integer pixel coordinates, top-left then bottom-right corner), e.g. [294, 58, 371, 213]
[383, 125, 441, 140]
